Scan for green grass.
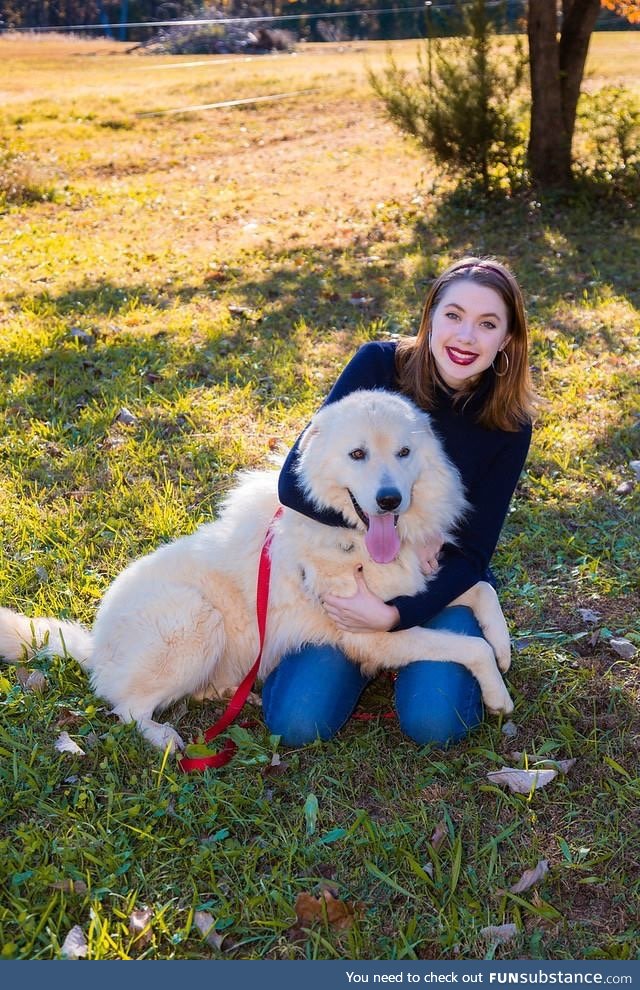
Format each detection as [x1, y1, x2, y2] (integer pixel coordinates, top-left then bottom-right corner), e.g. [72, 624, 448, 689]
[0, 34, 639, 961]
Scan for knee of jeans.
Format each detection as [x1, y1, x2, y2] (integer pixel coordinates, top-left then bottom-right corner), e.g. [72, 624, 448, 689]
[395, 661, 483, 747]
[428, 605, 484, 639]
[264, 704, 332, 747]
[262, 644, 367, 747]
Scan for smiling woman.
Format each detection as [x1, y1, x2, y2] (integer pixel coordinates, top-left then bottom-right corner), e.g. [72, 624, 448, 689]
[270, 257, 537, 749]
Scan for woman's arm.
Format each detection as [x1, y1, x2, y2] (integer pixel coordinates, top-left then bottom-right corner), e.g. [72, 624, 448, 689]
[389, 427, 532, 628]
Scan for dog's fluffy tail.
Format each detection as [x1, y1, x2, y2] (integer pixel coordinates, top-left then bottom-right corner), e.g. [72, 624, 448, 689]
[0, 607, 92, 665]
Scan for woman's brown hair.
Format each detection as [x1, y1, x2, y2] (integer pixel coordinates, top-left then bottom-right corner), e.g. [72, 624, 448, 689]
[395, 257, 536, 431]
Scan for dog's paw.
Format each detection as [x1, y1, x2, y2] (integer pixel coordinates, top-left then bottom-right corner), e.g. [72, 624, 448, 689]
[483, 679, 514, 716]
[494, 639, 511, 674]
[142, 720, 185, 753]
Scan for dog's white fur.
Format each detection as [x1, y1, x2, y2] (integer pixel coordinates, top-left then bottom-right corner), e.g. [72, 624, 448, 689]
[0, 390, 513, 751]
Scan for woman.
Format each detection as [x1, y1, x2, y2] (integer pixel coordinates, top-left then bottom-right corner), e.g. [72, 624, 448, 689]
[263, 257, 536, 747]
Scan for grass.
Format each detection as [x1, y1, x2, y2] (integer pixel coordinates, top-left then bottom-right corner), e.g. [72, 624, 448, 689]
[0, 32, 639, 961]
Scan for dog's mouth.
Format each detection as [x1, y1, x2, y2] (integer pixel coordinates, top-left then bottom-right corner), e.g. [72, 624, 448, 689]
[348, 490, 400, 564]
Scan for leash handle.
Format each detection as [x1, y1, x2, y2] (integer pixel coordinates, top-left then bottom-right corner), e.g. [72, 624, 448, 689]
[178, 507, 282, 773]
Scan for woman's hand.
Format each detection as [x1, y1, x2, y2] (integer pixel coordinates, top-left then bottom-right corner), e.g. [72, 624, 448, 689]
[322, 565, 400, 633]
[417, 532, 444, 575]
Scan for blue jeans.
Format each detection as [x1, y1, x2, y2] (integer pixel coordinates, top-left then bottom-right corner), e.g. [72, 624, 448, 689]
[262, 605, 484, 747]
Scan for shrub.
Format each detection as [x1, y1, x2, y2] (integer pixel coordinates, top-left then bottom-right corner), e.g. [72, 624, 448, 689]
[369, 0, 526, 192]
[576, 85, 640, 183]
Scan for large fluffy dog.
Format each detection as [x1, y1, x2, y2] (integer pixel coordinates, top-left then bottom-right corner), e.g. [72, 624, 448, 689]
[0, 390, 513, 751]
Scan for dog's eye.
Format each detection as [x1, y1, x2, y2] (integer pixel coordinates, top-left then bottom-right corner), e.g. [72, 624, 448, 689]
[397, 447, 411, 458]
[349, 448, 367, 461]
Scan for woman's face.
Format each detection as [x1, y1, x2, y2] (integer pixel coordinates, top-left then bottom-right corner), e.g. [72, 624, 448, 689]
[429, 279, 511, 388]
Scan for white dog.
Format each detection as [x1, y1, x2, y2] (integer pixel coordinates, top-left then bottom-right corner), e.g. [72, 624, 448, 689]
[0, 390, 513, 751]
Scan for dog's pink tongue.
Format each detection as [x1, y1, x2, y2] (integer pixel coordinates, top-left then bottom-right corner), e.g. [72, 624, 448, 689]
[365, 514, 400, 564]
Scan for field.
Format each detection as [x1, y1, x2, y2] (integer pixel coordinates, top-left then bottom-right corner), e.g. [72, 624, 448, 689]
[0, 32, 639, 961]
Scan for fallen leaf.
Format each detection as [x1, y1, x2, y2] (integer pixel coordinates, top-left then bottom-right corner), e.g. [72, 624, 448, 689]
[55, 731, 86, 756]
[480, 923, 517, 944]
[228, 304, 254, 317]
[501, 720, 518, 738]
[24, 670, 48, 694]
[615, 480, 635, 495]
[129, 906, 153, 947]
[114, 407, 137, 426]
[348, 294, 374, 307]
[294, 889, 362, 931]
[577, 608, 602, 624]
[68, 328, 94, 346]
[510, 754, 576, 775]
[630, 460, 640, 480]
[610, 637, 637, 659]
[487, 767, 557, 793]
[51, 879, 88, 895]
[509, 859, 549, 893]
[430, 821, 448, 850]
[61, 925, 88, 959]
[56, 709, 84, 729]
[194, 910, 226, 950]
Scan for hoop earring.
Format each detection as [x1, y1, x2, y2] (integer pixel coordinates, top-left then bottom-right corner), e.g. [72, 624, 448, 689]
[492, 349, 509, 377]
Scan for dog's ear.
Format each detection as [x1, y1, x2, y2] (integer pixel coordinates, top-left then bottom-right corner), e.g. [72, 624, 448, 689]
[298, 424, 320, 453]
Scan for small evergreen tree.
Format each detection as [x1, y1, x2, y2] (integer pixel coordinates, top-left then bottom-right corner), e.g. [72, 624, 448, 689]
[369, 0, 526, 192]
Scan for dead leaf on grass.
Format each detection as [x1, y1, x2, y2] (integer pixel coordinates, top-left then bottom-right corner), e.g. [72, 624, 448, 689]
[61, 924, 88, 958]
[501, 720, 518, 738]
[509, 859, 549, 894]
[630, 460, 640, 480]
[510, 754, 576, 775]
[56, 708, 84, 729]
[430, 821, 448, 850]
[51, 879, 88, 895]
[348, 294, 374, 307]
[20, 669, 48, 693]
[615, 479, 635, 495]
[194, 910, 226, 951]
[479, 923, 518, 944]
[486, 767, 557, 793]
[55, 731, 86, 756]
[68, 327, 95, 346]
[577, 608, 602, 624]
[294, 889, 362, 931]
[609, 637, 637, 659]
[114, 406, 137, 426]
[228, 304, 257, 319]
[129, 906, 153, 947]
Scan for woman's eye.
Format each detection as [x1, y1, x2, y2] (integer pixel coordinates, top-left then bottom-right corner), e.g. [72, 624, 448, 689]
[397, 447, 411, 458]
[445, 311, 460, 320]
[481, 321, 497, 330]
[349, 448, 366, 460]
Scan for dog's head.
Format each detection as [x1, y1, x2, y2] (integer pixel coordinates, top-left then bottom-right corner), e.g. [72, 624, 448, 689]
[295, 389, 467, 564]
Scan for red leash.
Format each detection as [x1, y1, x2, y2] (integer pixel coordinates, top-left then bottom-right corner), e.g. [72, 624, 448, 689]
[177, 508, 282, 773]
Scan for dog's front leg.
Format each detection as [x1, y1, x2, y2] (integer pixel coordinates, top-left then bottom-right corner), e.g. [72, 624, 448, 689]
[341, 627, 513, 715]
[450, 582, 511, 673]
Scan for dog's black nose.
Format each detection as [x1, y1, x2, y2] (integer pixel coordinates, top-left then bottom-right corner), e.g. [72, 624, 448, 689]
[376, 487, 402, 512]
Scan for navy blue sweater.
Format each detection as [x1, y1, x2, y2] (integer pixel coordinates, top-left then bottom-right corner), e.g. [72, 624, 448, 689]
[278, 341, 531, 630]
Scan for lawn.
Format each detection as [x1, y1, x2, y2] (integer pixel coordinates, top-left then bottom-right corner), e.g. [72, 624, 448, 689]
[0, 31, 639, 961]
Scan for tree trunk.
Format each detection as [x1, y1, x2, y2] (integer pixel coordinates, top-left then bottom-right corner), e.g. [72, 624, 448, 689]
[527, 0, 601, 189]
[528, 0, 571, 187]
[559, 0, 602, 142]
